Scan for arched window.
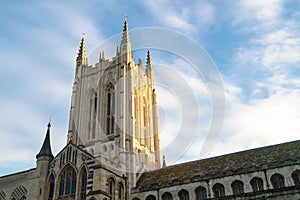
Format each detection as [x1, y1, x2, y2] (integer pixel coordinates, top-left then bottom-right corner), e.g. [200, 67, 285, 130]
[80, 168, 87, 200]
[58, 165, 77, 198]
[178, 189, 189, 200]
[48, 174, 55, 200]
[250, 177, 264, 192]
[162, 192, 172, 200]
[292, 170, 300, 186]
[213, 183, 225, 198]
[88, 92, 97, 139]
[195, 186, 207, 200]
[106, 84, 115, 135]
[108, 177, 116, 200]
[231, 180, 244, 195]
[271, 173, 285, 189]
[118, 182, 124, 200]
[146, 194, 156, 200]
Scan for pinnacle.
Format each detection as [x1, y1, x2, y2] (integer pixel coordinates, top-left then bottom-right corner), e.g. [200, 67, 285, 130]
[123, 20, 128, 32]
[146, 49, 152, 65]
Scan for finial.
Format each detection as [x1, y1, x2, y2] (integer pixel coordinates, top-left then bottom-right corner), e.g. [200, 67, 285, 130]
[124, 15, 128, 21]
[48, 115, 52, 123]
[48, 115, 52, 127]
[82, 32, 85, 37]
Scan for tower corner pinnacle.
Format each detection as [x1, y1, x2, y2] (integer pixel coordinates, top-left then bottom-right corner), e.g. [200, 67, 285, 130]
[76, 33, 88, 73]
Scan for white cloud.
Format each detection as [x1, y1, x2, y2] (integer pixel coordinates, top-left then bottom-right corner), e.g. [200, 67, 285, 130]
[233, 1, 300, 81]
[234, 0, 283, 29]
[201, 82, 300, 157]
[225, 0, 300, 155]
[142, 1, 196, 34]
[194, 2, 215, 26]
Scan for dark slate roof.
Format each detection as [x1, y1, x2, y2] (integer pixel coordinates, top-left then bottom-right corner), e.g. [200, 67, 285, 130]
[36, 122, 54, 159]
[136, 140, 300, 191]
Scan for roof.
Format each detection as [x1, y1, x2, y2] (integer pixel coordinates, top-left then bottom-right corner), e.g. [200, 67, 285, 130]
[136, 140, 300, 191]
[36, 122, 53, 159]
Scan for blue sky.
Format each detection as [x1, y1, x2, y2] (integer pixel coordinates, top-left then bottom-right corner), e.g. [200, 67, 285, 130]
[1, 0, 300, 176]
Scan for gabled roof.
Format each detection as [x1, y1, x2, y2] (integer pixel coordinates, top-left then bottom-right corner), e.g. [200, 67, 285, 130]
[136, 140, 300, 191]
[52, 141, 95, 161]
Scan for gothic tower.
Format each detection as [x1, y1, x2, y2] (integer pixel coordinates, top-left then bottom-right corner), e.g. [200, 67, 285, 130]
[67, 20, 161, 188]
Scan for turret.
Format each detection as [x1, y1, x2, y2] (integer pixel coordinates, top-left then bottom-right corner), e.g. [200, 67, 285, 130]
[36, 122, 53, 200]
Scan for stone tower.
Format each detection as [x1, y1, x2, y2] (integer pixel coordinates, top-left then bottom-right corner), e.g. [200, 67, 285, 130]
[36, 122, 54, 200]
[67, 20, 161, 188]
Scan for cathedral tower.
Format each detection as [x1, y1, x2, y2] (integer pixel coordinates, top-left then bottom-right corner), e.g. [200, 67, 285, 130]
[67, 20, 161, 188]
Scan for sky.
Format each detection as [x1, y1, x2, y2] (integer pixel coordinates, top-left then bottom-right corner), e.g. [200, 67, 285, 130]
[1, 0, 300, 176]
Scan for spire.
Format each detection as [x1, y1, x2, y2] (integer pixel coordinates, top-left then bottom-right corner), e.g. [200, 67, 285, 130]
[162, 155, 166, 168]
[36, 122, 54, 159]
[76, 33, 88, 71]
[146, 49, 152, 66]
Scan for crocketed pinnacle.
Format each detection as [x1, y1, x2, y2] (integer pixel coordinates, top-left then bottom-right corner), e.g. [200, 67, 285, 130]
[121, 20, 130, 44]
[76, 35, 87, 66]
[36, 122, 54, 159]
[146, 49, 152, 66]
[123, 20, 128, 32]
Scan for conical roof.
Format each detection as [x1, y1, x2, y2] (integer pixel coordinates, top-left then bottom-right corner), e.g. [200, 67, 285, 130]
[36, 122, 54, 159]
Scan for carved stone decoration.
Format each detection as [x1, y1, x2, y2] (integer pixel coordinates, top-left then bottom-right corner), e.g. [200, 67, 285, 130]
[49, 160, 56, 169]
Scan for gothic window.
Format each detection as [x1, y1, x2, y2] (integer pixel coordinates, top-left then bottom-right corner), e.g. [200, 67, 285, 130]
[0, 191, 6, 200]
[89, 92, 97, 139]
[271, 173, 285, 189]
[80, 168, 87, 200]
[178, 189, 189, 200]
[108, 177, 116, 200]
[213, 183, 225, 198]
[58, 165, 77, 199]
[118, 182, 124, 200]
[11, 186, 27, 200]
[231, 180, 244, 195]
[161, 192, 172, 200]
[250, 177, 264, 192]
[145, 195, 156, 200]
[195, 186, 207, 200]
[48, 174, 55, 200]
[106, 84, 115, 135]
[292, 170, 300, 186]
